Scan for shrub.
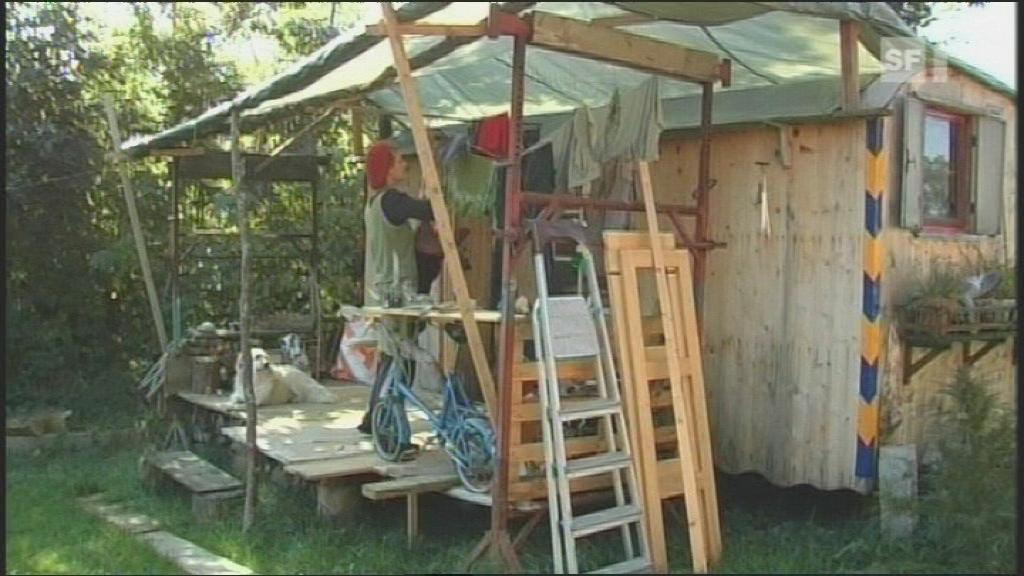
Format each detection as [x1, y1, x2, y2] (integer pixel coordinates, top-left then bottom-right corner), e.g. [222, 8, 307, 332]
[913, 368, 1016, 572]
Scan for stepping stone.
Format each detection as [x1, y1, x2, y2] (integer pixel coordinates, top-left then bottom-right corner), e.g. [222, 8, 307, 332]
[78, 497, 161, 534]
[137, 530, 253, 575]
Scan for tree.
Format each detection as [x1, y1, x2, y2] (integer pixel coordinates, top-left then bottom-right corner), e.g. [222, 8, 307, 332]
[886, 2, 987, 32]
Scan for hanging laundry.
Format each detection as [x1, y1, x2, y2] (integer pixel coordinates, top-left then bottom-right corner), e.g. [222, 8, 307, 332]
[594, 159, 635, 230]
[548, 106, 602, 191]
[446, 152, 495, 218]
[473, 113, 510, 159]
[602, 77, 663, 162]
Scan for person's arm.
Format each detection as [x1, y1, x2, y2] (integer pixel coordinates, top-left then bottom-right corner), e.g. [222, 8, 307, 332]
[380, 189, 435, 226]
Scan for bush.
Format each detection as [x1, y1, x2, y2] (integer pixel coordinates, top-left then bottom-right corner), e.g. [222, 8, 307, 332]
[913, 368, 1016, 572]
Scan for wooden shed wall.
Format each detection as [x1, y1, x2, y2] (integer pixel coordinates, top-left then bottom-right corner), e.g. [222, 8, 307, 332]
[647, 122, 867, 491]
[878, 70, 1017, 461]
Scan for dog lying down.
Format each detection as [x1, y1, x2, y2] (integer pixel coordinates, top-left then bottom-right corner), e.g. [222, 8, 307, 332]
[229, 347, 338, 406]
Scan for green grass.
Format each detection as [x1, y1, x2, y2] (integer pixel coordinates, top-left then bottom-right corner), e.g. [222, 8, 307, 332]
[6, 437, 1015, 574]
[5, 438, 180, 575]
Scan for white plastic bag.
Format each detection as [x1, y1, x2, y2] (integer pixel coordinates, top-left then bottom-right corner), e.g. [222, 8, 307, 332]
[331, 307, 378, 386]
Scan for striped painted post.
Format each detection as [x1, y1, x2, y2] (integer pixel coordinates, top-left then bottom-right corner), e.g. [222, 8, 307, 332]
[857, 117, 886, 486]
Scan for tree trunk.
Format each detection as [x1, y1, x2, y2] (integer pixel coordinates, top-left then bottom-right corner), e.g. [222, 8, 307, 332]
[232, 109, 258, 532]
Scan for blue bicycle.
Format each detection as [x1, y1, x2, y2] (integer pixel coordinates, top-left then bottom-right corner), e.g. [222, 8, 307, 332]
[371, 327, 495, 493]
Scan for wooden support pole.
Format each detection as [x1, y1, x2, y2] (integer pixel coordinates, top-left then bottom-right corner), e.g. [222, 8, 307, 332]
[406, 493, 419, 549]
[102, 95, 169, 351]
[231, 109, 259, 533]
[694, 82, 714, 325]
[379, 2, 498, 415]
[351, 107, 366, 156]
[170, 158, 182, 341]
[637, 160, 711, 573]
[840, 20, 861, 111]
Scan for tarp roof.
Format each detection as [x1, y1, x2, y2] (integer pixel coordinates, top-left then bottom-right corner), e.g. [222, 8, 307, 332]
[121, 2, 1015, 156]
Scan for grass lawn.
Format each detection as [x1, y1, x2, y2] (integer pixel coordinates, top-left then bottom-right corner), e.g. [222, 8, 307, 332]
[5, 434, 1014, 574]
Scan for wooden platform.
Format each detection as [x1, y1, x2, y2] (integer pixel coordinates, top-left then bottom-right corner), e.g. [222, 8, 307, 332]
[177, 384, 541, 511]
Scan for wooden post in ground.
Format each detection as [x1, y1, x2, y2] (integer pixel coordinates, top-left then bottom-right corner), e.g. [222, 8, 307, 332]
[378, 1, 498, 415]
[231, 109, 259, 532]
[102, 95, 169, 351]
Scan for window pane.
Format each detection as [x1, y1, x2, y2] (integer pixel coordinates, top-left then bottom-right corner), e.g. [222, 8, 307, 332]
[922, 115, 954, 220]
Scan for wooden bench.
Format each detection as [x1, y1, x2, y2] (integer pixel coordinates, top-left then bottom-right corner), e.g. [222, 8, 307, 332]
[142, 450, 244, 522]
[362, 474, 461, 548]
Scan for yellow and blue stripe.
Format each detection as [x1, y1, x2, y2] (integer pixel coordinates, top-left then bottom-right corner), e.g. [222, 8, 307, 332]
[857, 117, 886, 482]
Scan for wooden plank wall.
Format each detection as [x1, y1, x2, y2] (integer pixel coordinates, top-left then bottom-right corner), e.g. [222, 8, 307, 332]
[647, 123, 866, 491]
[879, 70, 1017, 463]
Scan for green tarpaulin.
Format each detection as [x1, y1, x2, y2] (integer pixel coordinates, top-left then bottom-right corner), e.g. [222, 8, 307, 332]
[120, 2, 1014, 156]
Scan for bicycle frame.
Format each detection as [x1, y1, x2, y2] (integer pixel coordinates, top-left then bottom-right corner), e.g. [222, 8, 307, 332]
[379, 354, 490, 467]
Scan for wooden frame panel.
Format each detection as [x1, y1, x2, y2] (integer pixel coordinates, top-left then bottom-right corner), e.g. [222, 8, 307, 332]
[605, 232, 722, 574]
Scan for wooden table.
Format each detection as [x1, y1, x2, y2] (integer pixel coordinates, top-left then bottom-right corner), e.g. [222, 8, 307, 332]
[358, 305, 507, 324]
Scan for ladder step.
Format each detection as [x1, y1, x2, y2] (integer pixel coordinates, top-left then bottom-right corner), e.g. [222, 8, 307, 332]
[565, 452, 632, 479]
[571, 504, 641, 538]
[558, 398, 621, 421]
[587, 557, 652, 574]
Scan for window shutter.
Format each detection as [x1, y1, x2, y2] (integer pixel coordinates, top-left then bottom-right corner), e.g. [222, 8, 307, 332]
[973, 116, 1005, 236]
[900, 96, 924, 230]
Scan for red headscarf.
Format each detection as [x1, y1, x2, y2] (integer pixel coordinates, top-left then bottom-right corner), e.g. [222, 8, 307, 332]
[366, 140, 395, 190]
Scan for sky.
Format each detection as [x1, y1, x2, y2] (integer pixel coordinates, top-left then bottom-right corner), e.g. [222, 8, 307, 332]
[78, 2, 1016, 90]
[918, 2, 1016, 89]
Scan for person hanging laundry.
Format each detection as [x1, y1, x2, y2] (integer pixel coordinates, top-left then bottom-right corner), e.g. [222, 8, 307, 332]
[358, 140, 435, 451]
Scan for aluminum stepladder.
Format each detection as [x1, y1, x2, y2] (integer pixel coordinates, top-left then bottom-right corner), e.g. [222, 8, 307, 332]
[530, 220, 651, 574]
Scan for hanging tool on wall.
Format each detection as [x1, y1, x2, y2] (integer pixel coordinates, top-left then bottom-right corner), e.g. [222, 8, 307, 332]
[755, 161, 771, 239]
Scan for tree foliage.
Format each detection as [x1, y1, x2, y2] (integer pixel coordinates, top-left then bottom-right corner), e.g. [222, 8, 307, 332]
[886, 2, 987, 32]
[5, 2, 370, 426]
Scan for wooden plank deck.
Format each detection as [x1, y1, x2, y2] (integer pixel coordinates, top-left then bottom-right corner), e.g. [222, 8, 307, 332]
[178, 383, 535, 509]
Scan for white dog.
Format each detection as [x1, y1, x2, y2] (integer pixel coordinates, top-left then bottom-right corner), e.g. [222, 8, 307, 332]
[229, 347, 337, 406]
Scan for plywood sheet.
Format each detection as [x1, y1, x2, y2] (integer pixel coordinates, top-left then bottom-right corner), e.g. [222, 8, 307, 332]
[651, 123, 865, 491]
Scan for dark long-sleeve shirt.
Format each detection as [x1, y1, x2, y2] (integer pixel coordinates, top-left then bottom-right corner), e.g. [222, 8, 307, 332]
[380, 189, 434, 226]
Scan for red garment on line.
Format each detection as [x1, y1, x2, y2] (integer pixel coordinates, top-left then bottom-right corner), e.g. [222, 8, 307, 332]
[473, 113, 509, 159]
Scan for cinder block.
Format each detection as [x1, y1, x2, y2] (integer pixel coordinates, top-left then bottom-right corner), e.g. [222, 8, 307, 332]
[879, 444, 918, 538]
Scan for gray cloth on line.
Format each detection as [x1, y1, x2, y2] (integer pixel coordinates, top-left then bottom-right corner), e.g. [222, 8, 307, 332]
[543, 77, 664, 192]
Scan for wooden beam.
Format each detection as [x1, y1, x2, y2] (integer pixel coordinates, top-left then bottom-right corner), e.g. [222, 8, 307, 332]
[177, 153, 324, 182]
[528, 12, 723, 83]
[102, 95, 169, 351]
[590, 13, 653, 27]
[379, 2, 498, 415]
[365, 22, 487, 37]
[840, 20, 861, 111]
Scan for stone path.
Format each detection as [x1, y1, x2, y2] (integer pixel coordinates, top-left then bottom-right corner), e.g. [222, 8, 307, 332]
[78, 494, 253, 575]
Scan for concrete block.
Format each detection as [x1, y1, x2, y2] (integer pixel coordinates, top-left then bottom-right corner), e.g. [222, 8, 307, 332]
[879, 444, 918, 538]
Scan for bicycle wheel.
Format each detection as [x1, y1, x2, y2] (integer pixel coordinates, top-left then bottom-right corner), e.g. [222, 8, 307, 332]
[372, 396, 406, 462]
[454, 417, 495, 493]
